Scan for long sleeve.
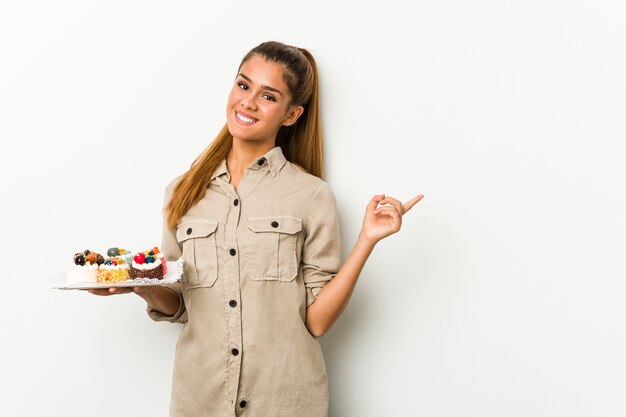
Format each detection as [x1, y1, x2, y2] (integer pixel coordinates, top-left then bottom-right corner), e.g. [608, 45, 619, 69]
[146, 178, 188, 323]
[301, 181, 342, 307]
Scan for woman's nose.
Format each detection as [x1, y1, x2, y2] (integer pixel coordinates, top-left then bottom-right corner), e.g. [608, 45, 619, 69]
[241, 96, 257, 110]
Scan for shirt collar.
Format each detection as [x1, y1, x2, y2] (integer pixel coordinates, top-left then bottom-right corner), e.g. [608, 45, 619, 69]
[211, 146, 287, 180]
[253, 146, 287, 178]
[211, 159, 229, 181]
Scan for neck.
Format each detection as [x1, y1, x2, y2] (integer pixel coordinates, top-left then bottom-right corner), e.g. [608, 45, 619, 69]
[227, 137, 276, 177]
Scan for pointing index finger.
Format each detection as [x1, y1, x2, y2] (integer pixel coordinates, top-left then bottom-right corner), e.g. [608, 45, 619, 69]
[402, 194, 424, 213]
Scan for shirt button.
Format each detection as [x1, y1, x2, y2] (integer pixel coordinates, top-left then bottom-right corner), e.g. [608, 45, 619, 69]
[271, 221, 279, 228]
[229, 248, 237, 256]
[258, 158, 265, 166]
[239, 400, 247, 408]
[186, 228, 192, 235]
[233, 199, 239, 206]
[231, 348, 239, 356]
[229, 300, 237, 308]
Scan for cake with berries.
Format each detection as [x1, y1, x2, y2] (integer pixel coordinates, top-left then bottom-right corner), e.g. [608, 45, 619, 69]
[66, 250, 104, 285]
[130, 248, 165, 279]
[97, 257, 130, 283]
[106, 247, 133, 266]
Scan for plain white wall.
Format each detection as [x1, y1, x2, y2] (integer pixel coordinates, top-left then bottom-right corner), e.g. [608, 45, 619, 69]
[1, 0, 625, 416]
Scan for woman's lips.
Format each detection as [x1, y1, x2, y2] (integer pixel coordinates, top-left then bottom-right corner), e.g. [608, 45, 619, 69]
[235, 111, 258, 125]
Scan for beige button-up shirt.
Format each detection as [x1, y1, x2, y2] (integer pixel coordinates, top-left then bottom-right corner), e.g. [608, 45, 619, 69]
[147, 146, 342, 417]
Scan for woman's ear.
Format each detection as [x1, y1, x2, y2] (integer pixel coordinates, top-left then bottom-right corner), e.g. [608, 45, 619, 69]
[282, 105, 304, 126]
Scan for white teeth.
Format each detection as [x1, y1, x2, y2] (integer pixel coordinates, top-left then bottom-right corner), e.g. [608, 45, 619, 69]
[236, 112, 256, 123]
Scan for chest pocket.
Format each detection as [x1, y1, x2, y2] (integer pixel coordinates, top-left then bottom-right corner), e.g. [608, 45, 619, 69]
[176, 221, 219, 289]
[245, 216, 302, 282]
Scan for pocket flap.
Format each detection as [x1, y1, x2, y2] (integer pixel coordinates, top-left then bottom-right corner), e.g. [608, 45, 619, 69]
[247, 216, 302, 234]
[177, 221, 218, 243]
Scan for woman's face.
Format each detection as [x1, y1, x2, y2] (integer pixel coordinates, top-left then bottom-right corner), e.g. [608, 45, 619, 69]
[226, 54, 303, 146]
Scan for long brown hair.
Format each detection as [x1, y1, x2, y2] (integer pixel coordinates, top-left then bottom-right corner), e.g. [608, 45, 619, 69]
[165, 41, 323, 229]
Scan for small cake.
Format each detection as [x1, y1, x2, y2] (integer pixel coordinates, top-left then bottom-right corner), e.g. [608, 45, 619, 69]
[97, 257, 130, 283]
[130, 248, 164, 279]
[66, 250, 104, 285]
[107, 247, 133, 266]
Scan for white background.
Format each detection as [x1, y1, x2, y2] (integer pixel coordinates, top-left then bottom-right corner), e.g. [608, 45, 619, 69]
[1, 1, 625, 416]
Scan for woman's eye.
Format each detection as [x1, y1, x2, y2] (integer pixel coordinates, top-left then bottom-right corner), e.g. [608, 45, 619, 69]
[263, 94, 276, 102]
[238, 82, 248, 90]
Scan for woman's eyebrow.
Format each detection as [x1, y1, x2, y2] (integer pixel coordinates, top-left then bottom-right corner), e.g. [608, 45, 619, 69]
[238, 72, 284, 97]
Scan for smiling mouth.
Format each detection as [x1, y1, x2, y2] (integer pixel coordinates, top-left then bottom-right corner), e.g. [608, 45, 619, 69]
[235, 111, 258, 125]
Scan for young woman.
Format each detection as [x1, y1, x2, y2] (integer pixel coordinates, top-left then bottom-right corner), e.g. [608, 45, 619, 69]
[89, 41, 423, 417]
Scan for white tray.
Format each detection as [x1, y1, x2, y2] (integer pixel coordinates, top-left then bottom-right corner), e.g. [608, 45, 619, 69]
[52, 258, 183, 290]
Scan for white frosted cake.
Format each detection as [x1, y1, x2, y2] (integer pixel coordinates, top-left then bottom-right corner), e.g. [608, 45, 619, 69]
[66, 250, 103, 285]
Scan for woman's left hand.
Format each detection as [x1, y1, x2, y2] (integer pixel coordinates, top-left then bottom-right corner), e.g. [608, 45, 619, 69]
[359, 193, 424, 245]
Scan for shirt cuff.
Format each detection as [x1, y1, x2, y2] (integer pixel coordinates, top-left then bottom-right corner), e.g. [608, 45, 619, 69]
[146, 284, 187, 323]
[306, 287, 323, 308]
